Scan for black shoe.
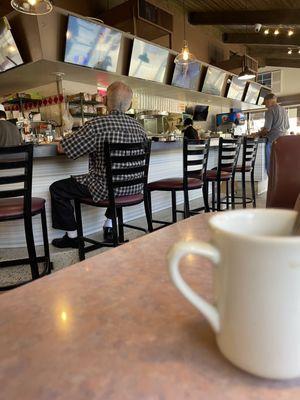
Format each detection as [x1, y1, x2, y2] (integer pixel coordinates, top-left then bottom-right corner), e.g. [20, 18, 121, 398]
[103, 227, 114, 242]
[52, 233, 79, 249]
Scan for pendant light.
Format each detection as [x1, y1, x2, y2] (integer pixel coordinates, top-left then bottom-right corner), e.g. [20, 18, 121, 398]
[174, 0, 196, 65]
[238, 0, 256, 80]
[11, 0, 53, 16]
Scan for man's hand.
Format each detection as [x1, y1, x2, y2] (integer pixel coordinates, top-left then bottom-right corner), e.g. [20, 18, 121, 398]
[258, 127, 269, 138]
[57, 141, 65, 154]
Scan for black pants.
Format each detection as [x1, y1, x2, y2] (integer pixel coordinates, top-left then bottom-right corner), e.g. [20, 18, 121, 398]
[50, 178, 112, 232]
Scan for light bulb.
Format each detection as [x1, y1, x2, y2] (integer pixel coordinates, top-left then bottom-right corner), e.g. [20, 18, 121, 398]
[27, 0, 37, 5]
[288, 29, 294, 36]
[298, 49, 300, 54]
[264, 28, 269, 35]
[274, 29, 280, 36]
[182, 49, 189, 61]
[288, 49, 292, 55]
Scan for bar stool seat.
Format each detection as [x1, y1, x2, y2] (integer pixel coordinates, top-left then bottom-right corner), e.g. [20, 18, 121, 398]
[223, 165, 251, 173]
[79, 193, 144, 208]
[206, 169, 232, 180]
[0, 197, 46, 219]
[148, 177, 203, 191]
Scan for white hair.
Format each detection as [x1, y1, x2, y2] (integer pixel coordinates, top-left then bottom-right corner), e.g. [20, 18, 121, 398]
[106, 81, 133, 112]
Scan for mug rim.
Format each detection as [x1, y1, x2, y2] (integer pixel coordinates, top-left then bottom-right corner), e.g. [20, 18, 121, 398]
[208, 208, 300, 243]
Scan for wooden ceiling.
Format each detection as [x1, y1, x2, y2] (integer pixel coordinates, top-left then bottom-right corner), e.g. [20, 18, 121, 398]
[187, 0, 300, 68]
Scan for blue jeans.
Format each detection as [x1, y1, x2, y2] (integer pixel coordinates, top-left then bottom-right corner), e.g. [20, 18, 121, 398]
[265, 141, 272, 175]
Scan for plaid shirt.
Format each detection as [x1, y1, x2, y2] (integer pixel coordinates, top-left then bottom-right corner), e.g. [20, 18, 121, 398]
[61, 110, 147, 202]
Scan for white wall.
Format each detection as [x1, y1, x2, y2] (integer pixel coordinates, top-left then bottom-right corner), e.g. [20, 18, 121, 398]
[259, 66, 300, 97]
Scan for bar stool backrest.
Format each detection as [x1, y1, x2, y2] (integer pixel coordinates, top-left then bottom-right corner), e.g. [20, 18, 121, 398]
[104, 140, 151, 207]
[0, 144, 33, 216]
[218, 137, 241, 176]
[242, 137, 259, 171]
[183, 138, 210, 183]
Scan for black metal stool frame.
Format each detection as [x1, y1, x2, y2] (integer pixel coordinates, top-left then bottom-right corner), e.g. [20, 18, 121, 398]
[205, 138, 241, 212]
[147, 138, 210, 228]
[232, 137, 259, 208]
[0, 144, 51, 290]
[75, 140, 153, 261]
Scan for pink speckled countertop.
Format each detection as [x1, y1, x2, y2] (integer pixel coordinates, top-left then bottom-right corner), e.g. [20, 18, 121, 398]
[0, 214, 300, 399]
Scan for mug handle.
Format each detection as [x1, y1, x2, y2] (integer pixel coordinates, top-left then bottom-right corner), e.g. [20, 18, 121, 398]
[168, 241, 221, 333]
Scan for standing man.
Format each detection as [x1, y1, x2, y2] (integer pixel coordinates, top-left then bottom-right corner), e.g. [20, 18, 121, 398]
[258, 93, 289, 173]
[50, 81, 147, 248]
[0, 110, 22, 147]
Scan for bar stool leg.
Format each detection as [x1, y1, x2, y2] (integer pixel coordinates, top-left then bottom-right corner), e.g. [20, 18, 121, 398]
[203, 181, 210, 213]
[251, 170, 256, 208]
[111, 207, 119, 247]
[212, 182, 215, 212]
[242, 171, 247, 208]
[171, 190, 177, 223]
[217, 180, 221, 211]
[41, 206, 51, 273]
[144, 193, 153, 232]
[231, 178, 236, 210]
[24, 214, 39, 280]
[183, 188, 190, 219]
[117, 207, 125, 243]
[226, 181, 229, 210]
[75, 200, 85, 261]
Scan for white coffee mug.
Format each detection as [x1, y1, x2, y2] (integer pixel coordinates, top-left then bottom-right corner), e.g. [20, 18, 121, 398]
[168, 209, 300, 379]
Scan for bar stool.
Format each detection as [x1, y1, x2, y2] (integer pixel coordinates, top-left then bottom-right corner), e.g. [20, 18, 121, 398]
[0, 144, 51, 290]
[74, 140, 153, 261]
[231, 137, 259, 208]
[147, 138, 210, 227]
[205, 138, 241, 211]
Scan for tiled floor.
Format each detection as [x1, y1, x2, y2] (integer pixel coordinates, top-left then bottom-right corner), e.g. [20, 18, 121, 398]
[0, 192, 267, 288]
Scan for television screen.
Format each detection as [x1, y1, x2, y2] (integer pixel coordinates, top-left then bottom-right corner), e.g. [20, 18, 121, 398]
[257, 87, 272, 105]
[227, 76, 246, 101]
[171, 62, 201, 90]
[64, 15, 122, 72]
[201, 66, 226, 96]
[128, 38, 169, 83]
[244, 82, 261, 104]
[0, 17, 23, 72]
[193, 105, 209, 121]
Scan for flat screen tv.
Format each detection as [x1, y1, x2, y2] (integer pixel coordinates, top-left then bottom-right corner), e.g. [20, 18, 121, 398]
[171, 62, 201, 90]
[64, 15, 122, 72]
[201, 66, 226, 96]
[226, 76, 247, 101]
[257, 87, 272, 106]
[128, 38, 169, 83]
[193, 105, 209, 121]
[0, 17, 23, 72]
[244, 82, 261, 104]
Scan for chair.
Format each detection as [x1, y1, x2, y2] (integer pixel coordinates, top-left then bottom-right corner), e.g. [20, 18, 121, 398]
[0, 144, 51, 290]
[266, 135, 300, 209]
[231, 137, 259, 208]
[147, 138, 210, 227]
[74, 140, 153, 261]
[205, 138, 241, 211]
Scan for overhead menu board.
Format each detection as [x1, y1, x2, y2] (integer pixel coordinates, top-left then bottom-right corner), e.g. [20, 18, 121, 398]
[171, 62, 201, 90]
[244, 82, 261, 104]
[226, 76, 247, 101]
[201, 66, 226, 96]
[128, 38, 169, 83]
[64, 15, 122, 72]
[0, 17, 23, 73]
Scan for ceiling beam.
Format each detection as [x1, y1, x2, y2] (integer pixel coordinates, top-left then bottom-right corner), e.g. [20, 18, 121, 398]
[223, 33, 300, 45]
[265, 58, 300, 68]
[188, 9, 300, 25]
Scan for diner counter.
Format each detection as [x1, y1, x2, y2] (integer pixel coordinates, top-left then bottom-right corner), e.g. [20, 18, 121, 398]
[0, 139, 267, 248]
[0, 214, 298, 400]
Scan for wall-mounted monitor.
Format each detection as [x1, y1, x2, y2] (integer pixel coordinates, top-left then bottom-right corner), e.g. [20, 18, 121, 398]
[171, 62, 201, 90]
[226, 76, 247, 101]
[244, 82, 261, 104]
[64, 15, 122, 72]
[128, 38, 169, 83]
[0, 17, 23, 73]
[201, 66, 226, 96]
[257, 87, 272, 106]
[193, 105, 209, 121]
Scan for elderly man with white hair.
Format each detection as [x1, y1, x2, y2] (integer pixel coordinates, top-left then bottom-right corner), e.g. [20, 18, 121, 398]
[50, 81, 147, 248]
